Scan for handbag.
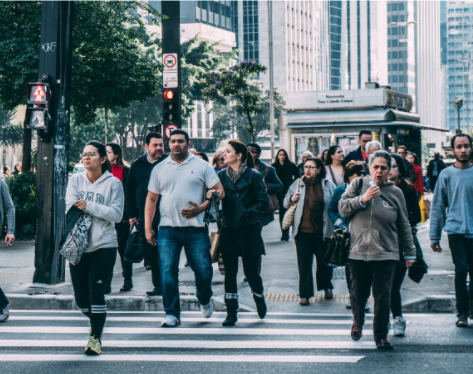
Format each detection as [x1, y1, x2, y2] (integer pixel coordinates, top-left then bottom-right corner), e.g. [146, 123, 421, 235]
[209, 230, 220, 263]
[424, 198, 431, 219]
[59, 210, 93, 266]
[408, 232, 429, 283]
[262, 165, 279, 214]
[282, 179, 300, 230]
[419, 195, 428, 223]
[124, 224, 144, 263]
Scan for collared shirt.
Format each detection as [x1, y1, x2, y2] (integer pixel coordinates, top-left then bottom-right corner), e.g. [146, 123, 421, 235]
[148, 153, 220, 227]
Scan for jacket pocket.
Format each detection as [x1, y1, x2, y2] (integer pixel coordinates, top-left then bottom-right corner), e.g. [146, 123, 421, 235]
[371, 229, 396, 254]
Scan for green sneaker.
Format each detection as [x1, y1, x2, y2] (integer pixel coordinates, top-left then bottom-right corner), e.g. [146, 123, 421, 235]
[84, 336, 102, 355]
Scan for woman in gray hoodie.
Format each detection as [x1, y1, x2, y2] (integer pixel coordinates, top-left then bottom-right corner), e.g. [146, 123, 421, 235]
[65, 141, 124, 355]
[339, 150, 415, 350]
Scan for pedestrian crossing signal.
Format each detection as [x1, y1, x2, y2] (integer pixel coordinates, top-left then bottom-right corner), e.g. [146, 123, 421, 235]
[27, 83, 50, 105]
[26, 80, 51, 131]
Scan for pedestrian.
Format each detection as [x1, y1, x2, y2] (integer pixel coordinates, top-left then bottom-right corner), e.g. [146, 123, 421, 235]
[427, 152, 446, 192]
[339, 150, 416, 350]
[396, 145, 416, 183]
[327, 160, 370, 312]
[272, 149, 300, 241]
[3, 167, 11, 178]
[125, 132, 167, 296]
[196, 152, 209, 163]
[145, 129, 225, 327]
[212, 148, 226, 173]
[430, 133, 473, 327]
[297, 151, 314, 176]
[388, 153, 421, 337]
[284, 157, 336, 305]
[0, 176, 16, 323]
[343, 130, 372, 165]
[247, 143, 283, 228]
[11, 162, 21, 176]
[325, 145, 345, 186]
[362, 141, 382, 176]
[320, 149, 328, 165]
[210, 140, 269, 326]
[106, 143, 131, 293]
[66, 141, 124, 355]
[407, 152, 424, 200]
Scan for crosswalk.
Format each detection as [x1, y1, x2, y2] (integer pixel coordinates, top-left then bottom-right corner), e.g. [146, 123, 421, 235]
[0, 310, 434, 366]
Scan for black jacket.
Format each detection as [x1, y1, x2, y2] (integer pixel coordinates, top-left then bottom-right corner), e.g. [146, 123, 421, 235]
[404, 159, 417, 184]
[218, 168, 269, 228]
[427, 158, 446, 178]
[343, 146, 365, 166]
[397, 178, 421, 229]
[272, 161, 300, 199]
[125, 153, 168, 231]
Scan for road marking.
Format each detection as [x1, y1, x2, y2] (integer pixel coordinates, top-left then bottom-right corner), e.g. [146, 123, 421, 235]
[0, 339, 376, 349]
[0, 354, 364, 363]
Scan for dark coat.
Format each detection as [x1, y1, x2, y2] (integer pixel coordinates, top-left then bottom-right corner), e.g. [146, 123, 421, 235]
[397, 178, 421, 229]
[125, 153, 168, 232]
[272, 160, 300, 200]
[254, 161, 283, 226]
[343, 146, 365, 166]
[427, 158, 446, 178]
[218, 167, 269, 229]
[404, 160, 417, 184]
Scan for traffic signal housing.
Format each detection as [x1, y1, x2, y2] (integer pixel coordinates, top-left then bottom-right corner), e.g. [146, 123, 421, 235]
[163, 88, 180, 129]
[26, 80, 52, 131]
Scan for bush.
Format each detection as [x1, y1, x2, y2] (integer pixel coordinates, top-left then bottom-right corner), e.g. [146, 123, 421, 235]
[4, 172, 37, 240]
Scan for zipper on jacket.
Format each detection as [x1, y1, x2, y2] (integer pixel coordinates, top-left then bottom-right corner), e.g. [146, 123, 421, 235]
[234, 193, 239, 228]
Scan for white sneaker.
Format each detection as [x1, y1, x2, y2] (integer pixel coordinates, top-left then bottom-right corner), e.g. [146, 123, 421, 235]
[393, 316, 406, 337]
[201, 301, 213, 318]
[0, 306, 10, 322]
[161, 314, 181, 328]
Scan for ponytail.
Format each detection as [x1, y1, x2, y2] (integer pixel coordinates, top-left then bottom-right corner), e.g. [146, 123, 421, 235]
[228, 140, 254, 168]
[84, 140, 111, 174]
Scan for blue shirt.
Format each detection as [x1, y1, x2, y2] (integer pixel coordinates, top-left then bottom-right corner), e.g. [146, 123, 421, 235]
[328, 183, 347, 228]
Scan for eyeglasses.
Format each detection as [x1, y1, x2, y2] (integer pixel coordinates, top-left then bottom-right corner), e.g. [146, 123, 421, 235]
[372, 165, 389, 171]
[217, 158, 225, 162]
[80, 152, 97, 159]
[304, 166, 318, 170]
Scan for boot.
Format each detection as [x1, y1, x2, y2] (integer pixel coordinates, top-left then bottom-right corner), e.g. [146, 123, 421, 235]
[253, 291, 267, 319]
[120, 279, 133, 292]
[222, 294, 238, 327]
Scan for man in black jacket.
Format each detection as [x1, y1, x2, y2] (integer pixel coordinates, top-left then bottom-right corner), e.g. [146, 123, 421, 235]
[397, 145, 416, 184]
[427, 153, 446, 192]
[343, 130, 372, 165]
[125, 132, 168, 296]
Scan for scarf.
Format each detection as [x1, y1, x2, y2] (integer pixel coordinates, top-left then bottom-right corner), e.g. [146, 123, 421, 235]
[303, 176, 324, 232]
[227, 164, 248, 185]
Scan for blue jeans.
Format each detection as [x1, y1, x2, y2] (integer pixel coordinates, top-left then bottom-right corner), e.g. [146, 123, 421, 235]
[448, 234, 473, 315]
[157, 226, 213, 318]
[0, 285, 9, 310]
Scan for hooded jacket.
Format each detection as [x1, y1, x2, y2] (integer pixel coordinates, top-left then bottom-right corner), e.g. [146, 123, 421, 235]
[66, 171, 124, 253]
[339, 176, 416, 261]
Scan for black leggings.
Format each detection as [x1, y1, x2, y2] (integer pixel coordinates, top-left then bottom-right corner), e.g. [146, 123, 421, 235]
[70, 247, 117, 339]
[391, 260, 407, 318]
[221, 252, 264, 296]
[116, 220, 132, 280]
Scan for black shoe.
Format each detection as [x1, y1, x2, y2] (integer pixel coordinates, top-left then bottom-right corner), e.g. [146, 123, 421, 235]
[376, 339, 394, 350]
[351, 325, 363, 341]
[222, 312, 238, 327]
[184, 262, 189, 267]
[456, 313, 468, 327]
[281, 232, 289, 241]
[120, 279, 133, 292]
[253, 294, 267, 319]
[104, 285, 112, 295]
[146, 288, 162, 296]
[145, 265, 152, 271]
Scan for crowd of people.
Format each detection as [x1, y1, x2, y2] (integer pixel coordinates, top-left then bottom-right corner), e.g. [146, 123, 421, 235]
[0, 129, 472, 355]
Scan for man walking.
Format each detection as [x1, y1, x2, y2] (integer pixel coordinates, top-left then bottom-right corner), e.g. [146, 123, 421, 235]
[427, 153, 446, 192]
[396, 146, 416, 184]
[125, 132, 167, 296]
[145, 129, 225, 327]
[0, 177, 16, 322]
[430, 133, 473, 327]
[343, 130, 373, 165]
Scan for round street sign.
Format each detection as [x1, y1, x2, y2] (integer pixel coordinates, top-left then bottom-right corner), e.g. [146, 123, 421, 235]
[163, 54, 177, 68]
[165, 124, 179, 139]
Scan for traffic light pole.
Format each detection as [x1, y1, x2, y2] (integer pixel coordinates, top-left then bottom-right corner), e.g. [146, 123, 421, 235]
[33, 1, 73, 284]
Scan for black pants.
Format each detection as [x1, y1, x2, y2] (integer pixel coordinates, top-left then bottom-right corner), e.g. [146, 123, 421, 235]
[294, 232, 333, 298]
[221, 252, 264, 296]
[278, 203, 289, 237]
[349, 260, 396, 341]
[116, 220, 132, 280]
[448, 234, 473, 315]
[143, 235, 161, 290]
[391, 260, 407, 318]
[70, 248, 117, 339]
[430, 176, 438, 192]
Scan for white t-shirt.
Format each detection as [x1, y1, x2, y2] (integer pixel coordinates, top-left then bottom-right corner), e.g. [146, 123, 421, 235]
[148, 153, 220, 228]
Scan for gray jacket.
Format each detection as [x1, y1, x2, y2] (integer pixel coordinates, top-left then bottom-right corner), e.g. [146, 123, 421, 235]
[283, 178, 336, 239]
[339, 176, 416, 261]
[0, 179, 15, 234]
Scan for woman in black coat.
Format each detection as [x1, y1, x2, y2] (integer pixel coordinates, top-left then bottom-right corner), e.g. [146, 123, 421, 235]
[207, 140, 269, 327]
[272, 149, 300, 241]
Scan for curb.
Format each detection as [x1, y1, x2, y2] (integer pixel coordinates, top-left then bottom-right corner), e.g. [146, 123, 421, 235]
[402, 295, 455, 313]
[6, 293, 254, 313]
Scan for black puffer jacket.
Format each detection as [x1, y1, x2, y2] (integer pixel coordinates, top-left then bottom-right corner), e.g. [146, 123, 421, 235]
[218, 168, 269, 228]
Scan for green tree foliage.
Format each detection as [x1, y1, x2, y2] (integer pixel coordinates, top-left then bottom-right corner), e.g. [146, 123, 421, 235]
[0, 104, 23, 149]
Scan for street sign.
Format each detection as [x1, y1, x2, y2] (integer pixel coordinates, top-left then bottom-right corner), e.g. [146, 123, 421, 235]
[165, 123, 179, 139]
[163, 53, 178, 88]
[163, 53, 177, 69]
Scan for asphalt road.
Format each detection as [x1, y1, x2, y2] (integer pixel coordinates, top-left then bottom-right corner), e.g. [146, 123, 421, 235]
[0, 310, 471, 374]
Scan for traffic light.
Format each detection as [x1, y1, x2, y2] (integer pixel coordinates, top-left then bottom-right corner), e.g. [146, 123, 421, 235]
[26, 79, 52, 131]
[163, 88, 180, 129]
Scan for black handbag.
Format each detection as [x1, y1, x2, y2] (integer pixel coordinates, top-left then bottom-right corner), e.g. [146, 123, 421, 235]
[124, 224, 144, 263]
[408, 232, 428, 283]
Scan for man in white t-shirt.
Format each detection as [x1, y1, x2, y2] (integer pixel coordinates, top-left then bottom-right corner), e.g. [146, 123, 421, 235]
[145, 129, 224, 327]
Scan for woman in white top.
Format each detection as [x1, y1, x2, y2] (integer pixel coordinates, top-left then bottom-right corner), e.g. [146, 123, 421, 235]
[325, 145, 345, 186]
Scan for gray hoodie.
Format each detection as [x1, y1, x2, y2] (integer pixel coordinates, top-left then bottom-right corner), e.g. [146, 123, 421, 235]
[66, 171, 124, 253]
[339, 176, 415, 261]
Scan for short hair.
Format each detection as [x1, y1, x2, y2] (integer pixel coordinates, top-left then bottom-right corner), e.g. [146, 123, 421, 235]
[299, 151, 314, 164]
[145, 132, 163, 145]
[343, 161, 366, 183]
[450, 133, 473, 149]
[246, 143, 261, 155]
[369, 150, 392, 169]
[325, 145, 341, 166]
[170, 129, 190, 142]
[390, 153, 407, 178]
[304, 157, 326, 178]
[359, 130, 372, 139]
[196, 152, 209, 162]
[397, 145, 408, 152]
[365, 140, 382, 152]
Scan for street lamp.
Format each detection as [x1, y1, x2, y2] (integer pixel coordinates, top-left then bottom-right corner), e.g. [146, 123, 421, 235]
[390, 21, 417, 93]
[454, 98, 463, 134]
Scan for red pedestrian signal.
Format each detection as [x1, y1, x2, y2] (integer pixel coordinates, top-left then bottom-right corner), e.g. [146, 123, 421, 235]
[27, 83, 50, 104]
[26, 80, 51, 130]
[164, 90, 174, 101]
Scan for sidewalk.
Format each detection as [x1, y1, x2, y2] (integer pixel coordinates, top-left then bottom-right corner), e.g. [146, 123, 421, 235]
[0, 216, 456, 313]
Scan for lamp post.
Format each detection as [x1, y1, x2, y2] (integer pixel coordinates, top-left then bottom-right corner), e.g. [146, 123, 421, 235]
[390, 21, 417, 94]
[457, 52, 473, 131]
[454, 98, 463, 134]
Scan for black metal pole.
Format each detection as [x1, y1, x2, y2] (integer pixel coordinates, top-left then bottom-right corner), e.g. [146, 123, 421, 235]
[33, 1, 73, 284]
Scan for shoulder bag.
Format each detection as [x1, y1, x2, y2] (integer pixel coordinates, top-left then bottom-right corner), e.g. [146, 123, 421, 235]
[124, 223, 144, 263]
[59, 209, 93, 266]
[282, 179, 300, 230]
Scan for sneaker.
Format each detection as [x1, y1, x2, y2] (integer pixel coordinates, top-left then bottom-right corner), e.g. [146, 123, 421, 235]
[161, 314, 181, 328]
[376, 339, 394, 350]
[345, 300, 352, 309]
[456, 313, 468, 327]
[393, 316, 406, 337]
[0, 306, 10, 322]
[84, 336, 101, 355]
[351, 325, 363, 341]
[364, 302, 370, 313]
[469, 311, 473, 320]
[201, 301, 213, 318]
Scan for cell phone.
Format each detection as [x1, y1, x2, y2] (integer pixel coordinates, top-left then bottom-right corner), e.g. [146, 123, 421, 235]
[369, 181, 381, 195]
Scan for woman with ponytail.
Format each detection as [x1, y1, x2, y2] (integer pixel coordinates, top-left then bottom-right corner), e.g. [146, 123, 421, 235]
[206, 140, 269, 326]
[65, 141, 124, 355]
